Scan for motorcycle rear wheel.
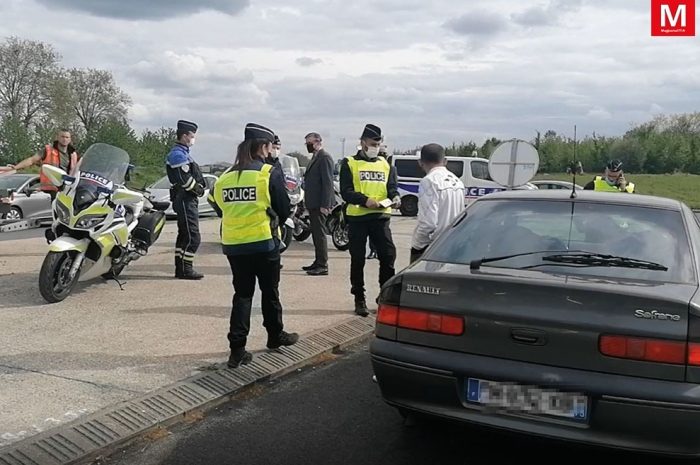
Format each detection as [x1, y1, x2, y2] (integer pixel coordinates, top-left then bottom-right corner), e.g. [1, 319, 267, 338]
[39, 251, 81, 303]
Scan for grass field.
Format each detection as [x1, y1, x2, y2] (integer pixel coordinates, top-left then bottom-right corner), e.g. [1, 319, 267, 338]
[535, 173, 700, 209]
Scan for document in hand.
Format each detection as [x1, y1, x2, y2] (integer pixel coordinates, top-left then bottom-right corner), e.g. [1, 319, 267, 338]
[378, 198, 393, 208]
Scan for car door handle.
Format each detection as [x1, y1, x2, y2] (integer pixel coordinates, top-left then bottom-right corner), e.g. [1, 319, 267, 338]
[510, 328, 547, 346]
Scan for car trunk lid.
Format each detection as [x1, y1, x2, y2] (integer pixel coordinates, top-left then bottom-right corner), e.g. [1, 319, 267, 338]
[395, 264, 695, 382]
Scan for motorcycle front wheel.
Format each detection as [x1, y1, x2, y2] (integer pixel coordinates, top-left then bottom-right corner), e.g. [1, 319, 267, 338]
[331, 220, 350, 251]
[280, 225, 294, 254]
[39, 251, 81, 303]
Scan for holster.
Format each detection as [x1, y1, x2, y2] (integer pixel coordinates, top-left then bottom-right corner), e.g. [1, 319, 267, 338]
[267, 207, 280, 241]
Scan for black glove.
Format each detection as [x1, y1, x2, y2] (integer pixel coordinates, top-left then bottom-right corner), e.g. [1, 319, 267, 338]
[192, 183, 205, 197]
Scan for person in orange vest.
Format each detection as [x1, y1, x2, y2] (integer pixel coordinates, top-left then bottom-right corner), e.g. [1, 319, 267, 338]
[0, 129, 79, 200]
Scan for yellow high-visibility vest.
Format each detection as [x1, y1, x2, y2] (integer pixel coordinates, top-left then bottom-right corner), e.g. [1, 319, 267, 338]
[593, 176, 635, 193]
[213, 164, 273, 245]
[346, 157, 392, 216]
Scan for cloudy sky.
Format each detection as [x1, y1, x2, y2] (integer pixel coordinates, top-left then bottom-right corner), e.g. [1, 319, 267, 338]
[0, 0, 698, 163]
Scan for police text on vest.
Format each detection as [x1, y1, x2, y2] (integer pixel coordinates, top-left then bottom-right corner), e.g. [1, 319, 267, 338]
[222, 187, 257, 202]
[359, 171, 386, 182]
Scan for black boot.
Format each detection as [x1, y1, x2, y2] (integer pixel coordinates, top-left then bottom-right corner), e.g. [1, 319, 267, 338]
[267, 331, 300, 349]
[180, 260, 204, 280]
[228, 349, 253, 368]
[355, 298, 369, 317]
[174, 256, 184, 278]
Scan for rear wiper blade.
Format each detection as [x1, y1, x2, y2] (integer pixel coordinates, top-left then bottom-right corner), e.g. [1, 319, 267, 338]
[469, 250, 573, 271]
[541, 253, 668, 271]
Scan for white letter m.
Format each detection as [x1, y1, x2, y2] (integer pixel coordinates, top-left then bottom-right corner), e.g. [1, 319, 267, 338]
[661, 4, 686, 27]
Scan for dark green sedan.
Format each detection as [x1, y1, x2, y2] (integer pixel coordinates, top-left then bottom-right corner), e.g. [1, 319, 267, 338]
[371, 189, 700, 457]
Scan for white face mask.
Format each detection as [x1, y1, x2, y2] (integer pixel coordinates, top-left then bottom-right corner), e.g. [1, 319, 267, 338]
[189, 137, 196, 146]
[272, 149, 280, 158]
[366, 146, 379, 159]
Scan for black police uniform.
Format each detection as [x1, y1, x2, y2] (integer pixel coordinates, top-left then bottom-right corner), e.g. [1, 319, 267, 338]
[208, 123, 298, 368]
[339, 124, 399, 316]
[166, 120, 206, 280]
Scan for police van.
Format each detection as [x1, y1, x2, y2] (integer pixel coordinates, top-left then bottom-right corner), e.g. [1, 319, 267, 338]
[389, 154, 535, 216]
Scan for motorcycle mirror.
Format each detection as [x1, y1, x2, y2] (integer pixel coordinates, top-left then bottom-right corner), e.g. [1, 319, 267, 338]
[42, 165, 68, 187]
[112, 188, 143, 206]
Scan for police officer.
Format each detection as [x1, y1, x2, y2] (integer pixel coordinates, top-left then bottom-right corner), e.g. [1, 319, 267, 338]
[339, 124, 400, 317]
[208, 123, 299, 368]
[583, 159, 635, 193]
[265, 134, 283, 170]
[166, 120, 206, 280]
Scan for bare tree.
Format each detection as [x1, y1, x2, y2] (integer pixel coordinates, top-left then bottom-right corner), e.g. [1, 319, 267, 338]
[68, 68, 132, 133]
[0, 36, 60, 128]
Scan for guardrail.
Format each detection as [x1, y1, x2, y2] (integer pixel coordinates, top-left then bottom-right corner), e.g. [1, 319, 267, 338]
[0, 218, 47, 233]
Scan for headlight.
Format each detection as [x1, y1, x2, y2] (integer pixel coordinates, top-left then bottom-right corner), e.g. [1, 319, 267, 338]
[55, 202, 70, 225]
[75, 214, 107, 229]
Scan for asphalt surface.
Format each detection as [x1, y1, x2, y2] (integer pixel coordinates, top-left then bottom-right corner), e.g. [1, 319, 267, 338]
[0, 226, 46, 241]
[105, 342, 683, 465]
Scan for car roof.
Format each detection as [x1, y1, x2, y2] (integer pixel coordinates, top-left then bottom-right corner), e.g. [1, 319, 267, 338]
[478, 188, 685, 211]
[5, 174, 35, 181]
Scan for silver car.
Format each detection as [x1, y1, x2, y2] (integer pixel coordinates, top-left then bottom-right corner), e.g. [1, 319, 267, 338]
[0, 174, 52, 221]
[146, 174, 218, 218]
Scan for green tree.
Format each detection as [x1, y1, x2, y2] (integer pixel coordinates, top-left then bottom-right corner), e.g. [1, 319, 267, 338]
[0, 117, 35, 164]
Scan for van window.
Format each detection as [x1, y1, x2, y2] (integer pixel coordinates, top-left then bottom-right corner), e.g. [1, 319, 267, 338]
[394, 159, 424, 178]
[471, 161, 491, 180]
[394, 159, 464, 179]
[446, 161, 464, 177]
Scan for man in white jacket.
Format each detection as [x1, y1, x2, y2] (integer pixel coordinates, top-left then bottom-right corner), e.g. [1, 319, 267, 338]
[410, 143, 466, 263]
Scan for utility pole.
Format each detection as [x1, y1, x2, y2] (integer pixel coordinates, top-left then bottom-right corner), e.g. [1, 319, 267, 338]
[340, 138, 346, 157]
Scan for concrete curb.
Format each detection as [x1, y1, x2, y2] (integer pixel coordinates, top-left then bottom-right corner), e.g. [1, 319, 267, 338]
[0, 316, 376, 465]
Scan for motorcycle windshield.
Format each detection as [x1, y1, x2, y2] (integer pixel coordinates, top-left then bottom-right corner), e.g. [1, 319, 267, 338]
[76, 143, 130, 186]
[279, 155, 301, 191]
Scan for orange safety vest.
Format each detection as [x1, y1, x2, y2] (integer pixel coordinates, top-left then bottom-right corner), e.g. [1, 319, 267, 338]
[40, 144, 78, 192]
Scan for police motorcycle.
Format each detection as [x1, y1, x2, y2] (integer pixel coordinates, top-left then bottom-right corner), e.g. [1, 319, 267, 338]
[278, 154, 301, 253]
[279, 154, 311, 245]
[39, 143, 168, 303]
[326, 180, 349, 251]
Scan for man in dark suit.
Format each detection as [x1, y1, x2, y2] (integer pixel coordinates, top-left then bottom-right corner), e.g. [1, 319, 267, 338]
[302, 132, 335, 276]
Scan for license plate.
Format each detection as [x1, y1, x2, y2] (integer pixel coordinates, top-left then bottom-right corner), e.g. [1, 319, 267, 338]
[466, 378, 588, 421]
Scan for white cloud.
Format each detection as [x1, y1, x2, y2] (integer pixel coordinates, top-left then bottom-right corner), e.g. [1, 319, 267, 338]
[0, 0, 696, 161]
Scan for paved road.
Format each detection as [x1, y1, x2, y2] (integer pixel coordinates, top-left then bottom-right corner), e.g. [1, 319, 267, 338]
[106, 342, 678, 465]
[0, 215, 415, 448]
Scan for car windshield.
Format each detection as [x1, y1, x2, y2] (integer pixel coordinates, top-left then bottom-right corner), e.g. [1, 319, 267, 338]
[424, 199, 696, 284]
[0, 175, 31, 190]
[150, 176, 171, 190]
[76, 143, 130, 185]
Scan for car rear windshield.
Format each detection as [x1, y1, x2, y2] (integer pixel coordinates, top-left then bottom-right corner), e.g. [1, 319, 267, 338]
[424, 199, 696, 284]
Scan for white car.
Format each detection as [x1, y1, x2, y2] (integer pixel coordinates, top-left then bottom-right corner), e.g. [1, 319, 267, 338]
[146, 174, 218, 218]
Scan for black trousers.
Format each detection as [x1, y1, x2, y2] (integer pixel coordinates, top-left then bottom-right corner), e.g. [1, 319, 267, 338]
[227, 251, 284, 350]
[309, 208, 328, 267]
[348, 219, 396, 299]
[173, 194, 201, 263]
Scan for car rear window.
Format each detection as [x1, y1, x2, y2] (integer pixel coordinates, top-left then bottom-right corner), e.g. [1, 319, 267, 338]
[424, 199, 696, 284]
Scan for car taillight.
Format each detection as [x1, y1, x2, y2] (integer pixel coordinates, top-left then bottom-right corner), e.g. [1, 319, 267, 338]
[599, 335, 686, 364]
[687, 344, 700, 366]
[377, 304, 464, 336]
